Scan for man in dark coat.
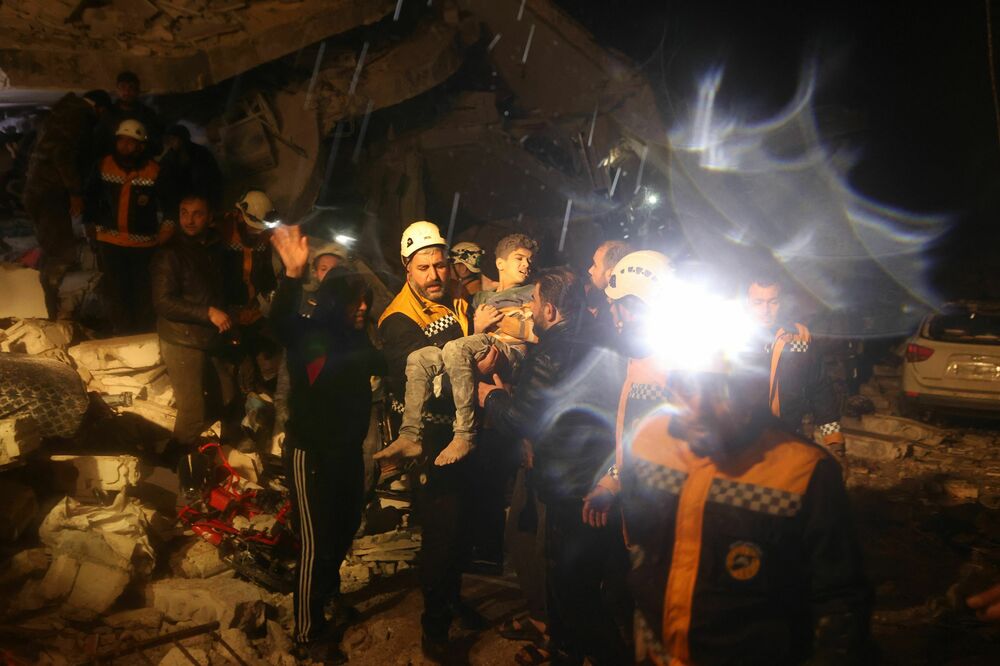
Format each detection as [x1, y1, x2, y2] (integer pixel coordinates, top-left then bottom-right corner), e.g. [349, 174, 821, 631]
[158, 124, 223, 220]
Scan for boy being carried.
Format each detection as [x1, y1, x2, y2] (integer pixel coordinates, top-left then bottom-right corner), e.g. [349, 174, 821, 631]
[375, 234, 539, 467]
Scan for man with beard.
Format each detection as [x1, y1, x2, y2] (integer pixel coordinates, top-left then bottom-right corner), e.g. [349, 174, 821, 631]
[87, 119, 173, 333]
[376, 221, 487, 661]
[584, 251, 872, 665]
[270, 224, 384, 663]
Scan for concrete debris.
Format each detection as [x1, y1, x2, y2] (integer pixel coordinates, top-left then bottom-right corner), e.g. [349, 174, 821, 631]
[159, 646, 209, 666]
[170, 538, 229, 579]
[858, 414, 946, 446]
[941, 479, 980, 503]
[844, 433, 911, 462]
[39, 492, 155, 574]
[0, 478, 38, 542]
[339, 528, 421, 592]
[103, 607, 164, 630]
[214, 627, 265, 666]
[0, 319, 73, 356]
[225, 447, 262, 484]
[120, 398, 177, 432]
[0, 416, 41, 466]
[49, 454, 142, 498]
[146, 577, 270, 631]
[0, 264, 47, 319]
[63, 560, 131, 619]
[0, 547, 50, 586]
[264, 619, 296, 666]
[5, 0, 84, 24]
[38, 554, 80, 603]
[68, 334, 161, 373]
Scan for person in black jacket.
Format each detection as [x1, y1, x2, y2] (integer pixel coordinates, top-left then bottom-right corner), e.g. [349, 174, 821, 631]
[478, 267, 630, 665]
[158, 124, 223, 221]
[151, 193, 236, 453]
[270, 224, 385, 664]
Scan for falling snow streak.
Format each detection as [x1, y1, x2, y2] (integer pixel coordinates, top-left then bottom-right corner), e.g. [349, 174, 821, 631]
[609, 167, 622, 198]
[303, 41, 327, 110]
[587, 101, 598, 147]
[517, 0, 526, 21]
[394, 0, 404, 21]
[558, 199, 572, 252]
[521, 24, 535, 64]
[348, 42, 369, 97]
[446, 192, 461, 246]
[487, 33, 502, 51]
[633, 145, 649, 194]
[352, 100, 375, 164]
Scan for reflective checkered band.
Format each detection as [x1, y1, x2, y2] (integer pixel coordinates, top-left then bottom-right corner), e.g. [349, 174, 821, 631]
[423, 315, 459, 338]
[816, 421, 841, 436]
[101, 173, 126, 184]
[633, 458, 687, 495]
[132, 178, 155, 187]
[97, 229, 157, 243]
[628, 383, 670, 403]
[635, 611, 671, 664]
[390, 399, 453, 425]
[787, 340, 809, 352]
[708, 478, 802, 517]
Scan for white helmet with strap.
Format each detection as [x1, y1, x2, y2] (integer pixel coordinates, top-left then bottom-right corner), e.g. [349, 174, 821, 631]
[604, 250, 673, 304]
[400, 221, 447, 261]
[115, 119, 148, 142]
[237, 190, 278, 231]
[449, 241, 484, 273]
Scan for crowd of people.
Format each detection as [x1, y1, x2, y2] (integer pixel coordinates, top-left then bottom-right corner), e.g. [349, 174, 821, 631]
[18, 73, 1000, 666]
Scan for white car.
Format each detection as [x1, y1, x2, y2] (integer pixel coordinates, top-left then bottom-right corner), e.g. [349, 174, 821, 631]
[901, 304, 1000, 415]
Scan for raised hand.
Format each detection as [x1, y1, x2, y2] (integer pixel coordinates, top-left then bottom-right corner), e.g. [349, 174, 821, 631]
[270, 224, 310, 278]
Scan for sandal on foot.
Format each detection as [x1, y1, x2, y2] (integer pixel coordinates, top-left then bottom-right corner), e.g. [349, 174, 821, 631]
[514, 643, 551, 666]
[499, 616, 545, 643]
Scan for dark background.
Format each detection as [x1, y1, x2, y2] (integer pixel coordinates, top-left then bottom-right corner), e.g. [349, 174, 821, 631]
[556, 0, 1000, 298]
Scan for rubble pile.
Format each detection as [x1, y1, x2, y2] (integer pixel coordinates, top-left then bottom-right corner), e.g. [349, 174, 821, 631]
[840, 363, 1000, 508]
[339, 528, 421, 593]
[69, 333, 177, 416]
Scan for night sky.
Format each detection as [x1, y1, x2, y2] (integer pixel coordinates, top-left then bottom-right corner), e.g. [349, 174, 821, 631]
[557, 0, 1000, 295]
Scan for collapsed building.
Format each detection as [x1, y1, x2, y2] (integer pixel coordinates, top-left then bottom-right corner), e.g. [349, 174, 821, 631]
[0, 1, 999, 664]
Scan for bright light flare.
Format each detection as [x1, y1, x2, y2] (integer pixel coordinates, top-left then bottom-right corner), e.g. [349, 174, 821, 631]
[334, 234, 356, 246]
[642, 278, 757, 372]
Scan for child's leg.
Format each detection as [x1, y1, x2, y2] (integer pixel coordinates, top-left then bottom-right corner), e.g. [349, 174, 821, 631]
[435, 334, 493, 465]
[374, 345, 444, 463]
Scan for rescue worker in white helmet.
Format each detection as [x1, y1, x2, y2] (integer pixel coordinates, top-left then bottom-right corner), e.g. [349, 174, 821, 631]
[584, 250, 873, 665]
[449, 240, 485, 299]
[375, 221, 488, 661]
[85, 118, 172, 333]
[216, 189, 282, 328]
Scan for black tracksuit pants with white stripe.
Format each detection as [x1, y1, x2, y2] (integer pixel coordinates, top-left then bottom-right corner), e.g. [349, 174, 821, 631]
[286, 440, 365, 644]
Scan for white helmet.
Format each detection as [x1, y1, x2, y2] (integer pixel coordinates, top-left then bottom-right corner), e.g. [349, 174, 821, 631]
[237, 190, 278, 231]
[449, 241, 484, 273]
[400, 221, 447, 260]
[605, 250, 673, 304]
[115, 119, 148, 142]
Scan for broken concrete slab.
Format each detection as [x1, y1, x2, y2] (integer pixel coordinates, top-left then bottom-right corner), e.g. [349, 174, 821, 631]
[103, 607, 164, 631]
[120, 398, 177, 432]
[0, 416, 41, 465]
[38, 554, 80, 603]
[63, 560, 131, 619]
[159, 646, 209, 666]
[225, 447, 262, 484]
[858, 414, 946, 446]
[49, 454, 143, 498]
[0, 478, 38, 542]
[214, 627, 265, 665]
[146, 577, 270, 631]
[0, 547, 50, 586]
[0, 264, 47, 319]
[170, 538, 228, 579]
[941, 479, 980, 503]
[844, 433, 911, 462]
[0, 319, 73, 355]
[68, 334, 161, 372]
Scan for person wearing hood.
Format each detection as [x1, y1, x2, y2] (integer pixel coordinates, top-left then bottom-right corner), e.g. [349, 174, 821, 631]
[269, 224, 385, 664]
[150, 193, 236, 471]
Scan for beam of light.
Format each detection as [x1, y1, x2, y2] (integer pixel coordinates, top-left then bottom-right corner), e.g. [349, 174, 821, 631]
[487, 33, 502, 51]
[558, 198, 573, 252]
[303, 41, 326, 110]
[521, 24, 535, 64]
[394, 0, 404, 21]
[666, 62, 951, 336]
[517, 0, 526, 21]
[446, 192, 461, 247]
[352, 99, 375, 164]
[335, 234, 356, 246]
[347, 42, 369, 97]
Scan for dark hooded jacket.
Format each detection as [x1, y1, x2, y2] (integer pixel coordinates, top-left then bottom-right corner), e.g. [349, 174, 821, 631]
[271, 268, 385, 453]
